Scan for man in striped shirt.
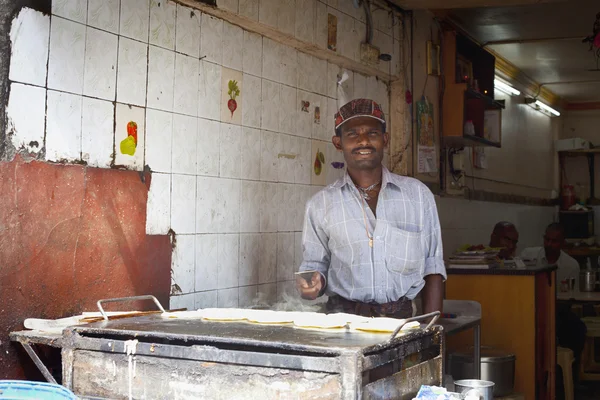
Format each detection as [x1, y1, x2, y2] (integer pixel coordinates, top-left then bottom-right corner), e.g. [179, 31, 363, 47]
[296, 98, 446, 319]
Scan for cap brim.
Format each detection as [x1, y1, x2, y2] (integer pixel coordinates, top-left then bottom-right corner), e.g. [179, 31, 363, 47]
[334, 114, 386, 131]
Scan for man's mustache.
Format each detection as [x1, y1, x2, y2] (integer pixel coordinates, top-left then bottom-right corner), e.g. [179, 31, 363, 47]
[352, 146, 376, 154]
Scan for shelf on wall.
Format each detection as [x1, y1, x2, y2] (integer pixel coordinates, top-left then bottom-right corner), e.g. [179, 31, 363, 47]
[443, 134, 501, 149]
[465, 88, 505, 110]
[558, 148, 600, 156]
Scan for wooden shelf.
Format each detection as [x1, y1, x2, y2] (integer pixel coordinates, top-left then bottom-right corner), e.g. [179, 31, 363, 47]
[558, 148, 600, 156]
[465, 88, 505, 110]
[443, 134, 501, 148]
[441, 31, 503, 149]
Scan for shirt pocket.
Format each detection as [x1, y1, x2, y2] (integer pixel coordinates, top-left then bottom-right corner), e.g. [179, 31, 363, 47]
[385, 227, 424, 276]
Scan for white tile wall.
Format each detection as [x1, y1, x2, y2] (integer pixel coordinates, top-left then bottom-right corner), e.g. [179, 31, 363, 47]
[146, 109, 173, 173]
[242, 73, 262, 128]
[82, 97, 114, 168]
[201, 14, 223, 64]
[147, 45, 175, 111]
[120, 0, 150, 43]
[146, 172, 171, 235]
[196, 234, 219, 291]
[53, 0, 87, 24]
[46, 90, 82, 162]
[172, 234, 195, 294]
[87, 0, 120, 34]
[171, 173, 197, 234]
[197, 118, 221, 176]
[242, 30, 262, 77]
[149, 0, 176, 50]
[117, 37, 148, 107]
[172, 114, 198, 175]
[198, 61, 222, 120]
[48, 17, 86, 95]
[195, 290, 218, 308]
[222, 22, 243, 71]
[9, 8, 50, 87]
[175, 4, 201, 58]
[83, 27, 118, 101]
[7, 3, 396, 309]
[219, 123, 242, 178]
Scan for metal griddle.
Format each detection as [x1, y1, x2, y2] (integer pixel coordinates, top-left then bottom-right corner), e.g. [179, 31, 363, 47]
[37, 296, 444, 399]
[72, 313, 434, 354]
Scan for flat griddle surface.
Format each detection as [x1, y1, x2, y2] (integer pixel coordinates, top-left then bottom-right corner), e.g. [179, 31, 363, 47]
[72, 314, 437, 355]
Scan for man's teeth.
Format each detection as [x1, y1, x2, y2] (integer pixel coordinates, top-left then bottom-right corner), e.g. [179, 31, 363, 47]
[358, 151, 372, 155]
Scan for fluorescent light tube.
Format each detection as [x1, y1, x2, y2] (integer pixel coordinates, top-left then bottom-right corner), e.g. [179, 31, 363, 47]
[534, 100, 560, 117]
[494, 79, 521, 96]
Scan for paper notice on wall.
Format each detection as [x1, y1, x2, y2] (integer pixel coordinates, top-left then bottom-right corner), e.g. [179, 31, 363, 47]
[473, 147, 488, 169]
[416, 97, 437, 173]
[418, 147, 437, 173]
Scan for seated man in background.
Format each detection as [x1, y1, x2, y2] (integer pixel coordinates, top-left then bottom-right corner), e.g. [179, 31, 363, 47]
[489, 221, 519, 259]
[521, 222, 580, 285]
[521, 223, 586, 385]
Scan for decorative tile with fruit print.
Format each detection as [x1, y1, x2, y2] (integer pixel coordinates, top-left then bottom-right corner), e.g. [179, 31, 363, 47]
[114, 103, 145, 170]
[311, 139, 328, 186]
[220, 67, 242, 125]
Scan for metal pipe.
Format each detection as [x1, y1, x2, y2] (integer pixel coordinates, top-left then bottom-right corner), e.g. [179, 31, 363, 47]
[538, 80, 600, 86]
[482, 36, 583, 47]
[21, 343, 58, 384]
[363, 0, 374, 44]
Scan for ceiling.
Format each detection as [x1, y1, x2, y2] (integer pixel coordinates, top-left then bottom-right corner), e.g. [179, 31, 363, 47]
[390, 0, 600, 104]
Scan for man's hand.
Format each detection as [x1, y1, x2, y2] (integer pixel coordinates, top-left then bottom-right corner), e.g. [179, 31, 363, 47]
[296, 271, 324, 300]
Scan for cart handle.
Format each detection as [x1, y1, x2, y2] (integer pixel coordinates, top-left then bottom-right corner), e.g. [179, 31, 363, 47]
[388, 310, 441, 342]
[96, 295, 166, 321]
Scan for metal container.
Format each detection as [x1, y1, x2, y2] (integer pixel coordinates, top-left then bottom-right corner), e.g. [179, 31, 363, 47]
[454, 380, 494, 400]
[450, 346, 515, 397]
[580, 269, 597, 292]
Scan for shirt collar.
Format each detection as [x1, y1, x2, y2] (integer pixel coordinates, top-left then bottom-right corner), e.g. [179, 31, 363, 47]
[332, 165, 400, 190]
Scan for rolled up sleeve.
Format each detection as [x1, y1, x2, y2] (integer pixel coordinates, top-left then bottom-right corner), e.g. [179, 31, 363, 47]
[299, 194, 331, 289]
[422, 187, 446, 280]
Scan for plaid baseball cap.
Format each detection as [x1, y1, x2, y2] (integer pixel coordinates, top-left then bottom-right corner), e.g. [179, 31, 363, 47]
[334, 98, 386, 132]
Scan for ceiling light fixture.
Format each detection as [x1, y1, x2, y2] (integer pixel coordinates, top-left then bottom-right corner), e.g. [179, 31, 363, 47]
[494, 79, 520, 96]
[524, 97, 561, 117]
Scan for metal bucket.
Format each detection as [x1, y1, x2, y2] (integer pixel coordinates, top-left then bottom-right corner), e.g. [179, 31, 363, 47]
[454, 379, 494, 400]
[580, 270, 597, 292]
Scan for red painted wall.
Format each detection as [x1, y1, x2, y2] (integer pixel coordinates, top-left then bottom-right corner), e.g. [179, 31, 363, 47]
[0, 156, 171, 379]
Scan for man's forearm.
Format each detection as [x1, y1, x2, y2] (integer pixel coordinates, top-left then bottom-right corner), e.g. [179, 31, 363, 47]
[422, 274, 443, 314]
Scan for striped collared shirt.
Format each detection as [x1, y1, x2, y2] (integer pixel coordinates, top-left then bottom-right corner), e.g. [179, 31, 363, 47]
[299, 167, 446, 304]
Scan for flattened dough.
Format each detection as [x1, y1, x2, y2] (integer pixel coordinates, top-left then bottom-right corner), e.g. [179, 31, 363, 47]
[351, 318, 421, 333]
[198, 308, 249, 321]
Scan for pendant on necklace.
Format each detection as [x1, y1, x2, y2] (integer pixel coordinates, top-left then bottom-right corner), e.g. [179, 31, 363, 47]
[369, 238, 373, 247]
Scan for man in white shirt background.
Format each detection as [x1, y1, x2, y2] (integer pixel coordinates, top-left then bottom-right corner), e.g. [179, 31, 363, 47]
[521, 222, 580, 286]
[521, 223, 586, 387]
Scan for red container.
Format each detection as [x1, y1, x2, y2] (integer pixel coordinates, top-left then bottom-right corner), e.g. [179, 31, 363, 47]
[561, 185, 576, 210]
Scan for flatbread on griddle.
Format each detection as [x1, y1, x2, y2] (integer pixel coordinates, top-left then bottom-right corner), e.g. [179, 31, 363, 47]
[351, 318, 421, 333]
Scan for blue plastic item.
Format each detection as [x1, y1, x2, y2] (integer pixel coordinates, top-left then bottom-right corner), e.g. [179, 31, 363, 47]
[0, 380, 77, 400]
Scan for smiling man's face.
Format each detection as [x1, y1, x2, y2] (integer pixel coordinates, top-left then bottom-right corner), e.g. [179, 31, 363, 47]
[332, 116, 388, 172]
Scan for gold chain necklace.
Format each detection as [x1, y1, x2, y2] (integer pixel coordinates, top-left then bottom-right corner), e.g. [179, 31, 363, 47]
[358, 193, 374, 248]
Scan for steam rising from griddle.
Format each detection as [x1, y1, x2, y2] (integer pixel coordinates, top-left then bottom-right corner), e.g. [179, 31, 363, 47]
[247, 291, 325, 313]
